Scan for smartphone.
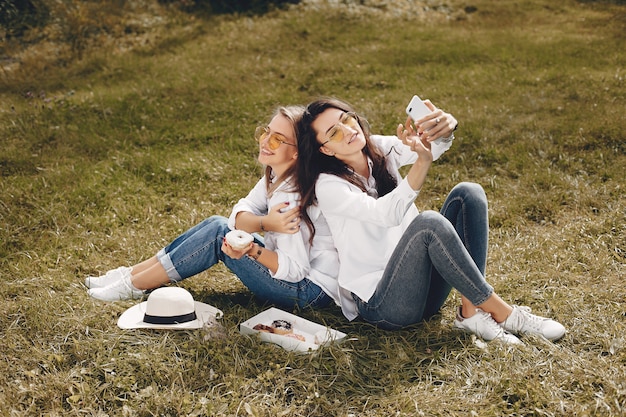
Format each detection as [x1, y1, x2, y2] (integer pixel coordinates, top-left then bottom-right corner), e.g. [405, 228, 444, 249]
[405, 95, 431, 121]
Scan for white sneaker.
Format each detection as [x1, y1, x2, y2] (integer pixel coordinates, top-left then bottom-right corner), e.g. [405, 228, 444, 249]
[454, 307, 523, 345]
[85, 266, 132, 289]
[500, 305, 566, 341]
[88, 274, 144, 301]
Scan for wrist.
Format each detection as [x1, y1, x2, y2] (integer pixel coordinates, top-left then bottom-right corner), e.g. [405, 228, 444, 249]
[260, 216, 266, 232]
[441, 132, 455, 143]
[247, 244, 262, 260]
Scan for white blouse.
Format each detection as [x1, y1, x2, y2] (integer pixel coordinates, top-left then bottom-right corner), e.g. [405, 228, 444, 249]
[315, 134, 452, 320]
[228, 176, 340, 306]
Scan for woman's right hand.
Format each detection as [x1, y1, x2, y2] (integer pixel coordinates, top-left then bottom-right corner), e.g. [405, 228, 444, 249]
[221, 239, 253, 259]
[398, 121, 433, 191]
[263, 202, 301, 234]
[398, 119, 434, 163]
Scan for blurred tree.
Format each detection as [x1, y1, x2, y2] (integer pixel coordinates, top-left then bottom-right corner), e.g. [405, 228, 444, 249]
[0, 0, 49, 38]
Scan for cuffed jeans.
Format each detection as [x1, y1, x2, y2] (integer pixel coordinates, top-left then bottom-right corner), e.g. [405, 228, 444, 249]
[354, 182, 494, 330]
[156, 215, 332, 310]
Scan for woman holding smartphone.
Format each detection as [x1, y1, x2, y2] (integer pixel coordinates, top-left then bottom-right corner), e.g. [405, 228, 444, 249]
[86, 105, 340, 310]
[295, 97, 565, 344]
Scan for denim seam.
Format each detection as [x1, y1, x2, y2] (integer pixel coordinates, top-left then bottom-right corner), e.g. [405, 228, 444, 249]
[379, 225, 492, 309]
[242, 257, 312, 292]
[306, 288, 330, 308]
[365, 231, 423, 312]
[170, 237, 221, 281]
[432, 230, 493, 305]
[440, 192, 491, 304]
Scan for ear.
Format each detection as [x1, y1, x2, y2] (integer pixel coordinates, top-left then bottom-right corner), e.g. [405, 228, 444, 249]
[319, 146, 335, 157]
[292, 152, 298, 160]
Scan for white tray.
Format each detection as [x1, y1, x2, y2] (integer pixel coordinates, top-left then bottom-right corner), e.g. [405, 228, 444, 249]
[239, 307, 347, 352]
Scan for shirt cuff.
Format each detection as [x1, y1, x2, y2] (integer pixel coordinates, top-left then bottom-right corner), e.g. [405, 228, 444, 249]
[398, 177, 421, 198]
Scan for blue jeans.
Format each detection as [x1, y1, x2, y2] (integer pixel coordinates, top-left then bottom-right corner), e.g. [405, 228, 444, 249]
[157, 216, 332, 310]
[354, 182, 494, 330]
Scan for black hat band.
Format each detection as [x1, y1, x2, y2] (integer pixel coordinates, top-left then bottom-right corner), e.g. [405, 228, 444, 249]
[143, 311, 197, 325]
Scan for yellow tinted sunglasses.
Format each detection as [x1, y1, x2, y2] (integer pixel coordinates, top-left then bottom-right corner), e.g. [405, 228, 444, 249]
[254, 126, 297, 150]
[321, 112, 360, 146]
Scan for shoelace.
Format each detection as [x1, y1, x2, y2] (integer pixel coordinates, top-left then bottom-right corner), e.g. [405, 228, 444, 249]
[509, 306, 544, 333]
[474, 309, 507, 337]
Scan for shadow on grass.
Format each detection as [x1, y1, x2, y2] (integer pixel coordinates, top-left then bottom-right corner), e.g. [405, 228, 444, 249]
[158, 0, 301, 15]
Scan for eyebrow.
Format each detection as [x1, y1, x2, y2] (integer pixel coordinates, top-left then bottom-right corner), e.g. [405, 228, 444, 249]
[266, 126, 290, 140]
[324, 111, 345, 135]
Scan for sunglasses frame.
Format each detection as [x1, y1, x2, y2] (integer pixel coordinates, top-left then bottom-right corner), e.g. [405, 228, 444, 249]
[320, 112, 360, 147]
[254, 126, 296, 151]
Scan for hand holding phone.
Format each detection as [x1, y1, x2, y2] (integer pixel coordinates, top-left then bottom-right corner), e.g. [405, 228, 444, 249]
[404, 95, 456, 158]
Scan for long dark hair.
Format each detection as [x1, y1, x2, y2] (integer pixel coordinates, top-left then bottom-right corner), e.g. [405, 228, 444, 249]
[296, 98, 398, 242]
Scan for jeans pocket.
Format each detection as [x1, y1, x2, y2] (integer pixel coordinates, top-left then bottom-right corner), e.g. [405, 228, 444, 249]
[354, 295, 405, 330]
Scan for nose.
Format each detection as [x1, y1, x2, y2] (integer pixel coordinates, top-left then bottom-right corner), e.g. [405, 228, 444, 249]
[339, 123, 357, 140]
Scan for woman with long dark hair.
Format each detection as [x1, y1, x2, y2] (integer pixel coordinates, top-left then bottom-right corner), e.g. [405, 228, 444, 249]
[296, 97, 565, 344]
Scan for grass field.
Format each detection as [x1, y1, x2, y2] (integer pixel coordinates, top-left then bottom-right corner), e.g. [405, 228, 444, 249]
[1, 0, 625, 415]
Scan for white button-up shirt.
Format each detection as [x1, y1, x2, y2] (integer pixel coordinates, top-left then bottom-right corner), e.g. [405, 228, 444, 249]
[315, 134, 452, 320]
[228, 176, 340, 306]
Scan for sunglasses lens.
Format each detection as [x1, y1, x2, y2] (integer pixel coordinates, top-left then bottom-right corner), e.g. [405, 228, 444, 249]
[326, 127, 343, 143]
[254, 127, 266, 142]
[256, 127, 276, 149]
[267, 135, 281, 150]
[256, 126, 291, 150]
[324, 113, 359, 144]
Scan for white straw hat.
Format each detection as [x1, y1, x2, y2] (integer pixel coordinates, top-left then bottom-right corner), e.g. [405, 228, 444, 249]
[117, 287, 223, 330]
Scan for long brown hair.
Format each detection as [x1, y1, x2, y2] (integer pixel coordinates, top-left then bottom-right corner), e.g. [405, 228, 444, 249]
[263, 105, 305, 196]
[296, 98, 398, 242]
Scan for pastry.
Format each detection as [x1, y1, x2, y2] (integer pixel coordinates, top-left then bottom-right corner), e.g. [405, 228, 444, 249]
[253, 320, 305, 341]
[225, 230, 253, 250]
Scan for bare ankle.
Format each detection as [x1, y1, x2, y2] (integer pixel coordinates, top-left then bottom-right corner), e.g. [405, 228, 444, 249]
[461, 305, 477, 319]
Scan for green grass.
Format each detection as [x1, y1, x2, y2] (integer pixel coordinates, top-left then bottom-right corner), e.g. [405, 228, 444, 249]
[1, 0, 625, 415]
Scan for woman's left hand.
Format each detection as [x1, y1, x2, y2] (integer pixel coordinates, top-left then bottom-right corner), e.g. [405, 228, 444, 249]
[404, 99, 457, 142]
